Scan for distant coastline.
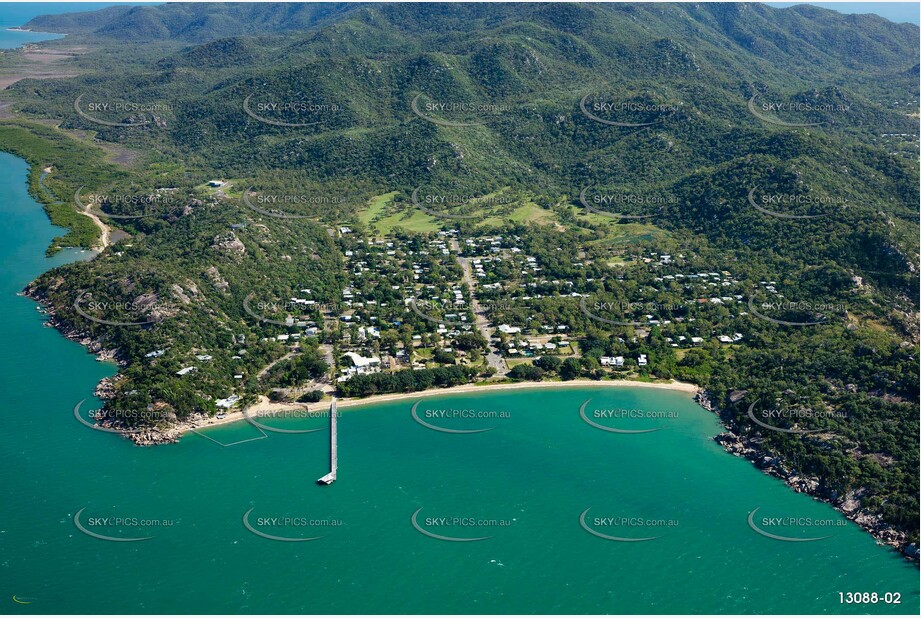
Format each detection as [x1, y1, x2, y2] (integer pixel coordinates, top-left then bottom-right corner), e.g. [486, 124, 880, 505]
[4, 26, 65, 36]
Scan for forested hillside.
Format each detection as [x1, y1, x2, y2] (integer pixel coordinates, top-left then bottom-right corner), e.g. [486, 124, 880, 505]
[2, 2, 918, 551]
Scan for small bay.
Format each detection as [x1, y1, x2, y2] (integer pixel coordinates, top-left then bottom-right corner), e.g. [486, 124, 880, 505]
[0, 149, 917, 613]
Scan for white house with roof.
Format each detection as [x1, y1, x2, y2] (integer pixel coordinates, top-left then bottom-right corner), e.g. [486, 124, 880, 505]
[216, 394, 241, 409]
[344, 352, 381, 370]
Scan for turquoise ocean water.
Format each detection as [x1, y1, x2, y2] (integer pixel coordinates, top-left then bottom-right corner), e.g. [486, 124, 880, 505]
[0, 2, 918, 612]
[0, 4, 160, 48]
[0, 151, 918, 613]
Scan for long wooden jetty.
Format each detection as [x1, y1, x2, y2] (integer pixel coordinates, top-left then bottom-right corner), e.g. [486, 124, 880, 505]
[316, 398, 337, 485]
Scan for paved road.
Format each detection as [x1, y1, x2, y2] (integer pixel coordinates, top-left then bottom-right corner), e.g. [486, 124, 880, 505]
[256, 350, 297, 379]
[452, 240, 508, 376]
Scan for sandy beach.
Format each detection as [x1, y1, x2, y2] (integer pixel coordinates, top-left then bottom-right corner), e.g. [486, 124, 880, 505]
[181, 378, 700, 435]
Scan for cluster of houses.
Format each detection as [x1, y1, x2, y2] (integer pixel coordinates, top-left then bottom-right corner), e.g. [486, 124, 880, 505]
[467, 257, 584, 317]
[596, 254, 760, 345]
[461, 234, 516, 256]
[497, 322, 569, 336]
[471, 256, 501, 283]
[877, 131, 918, 157]
[337, 232, 477, 366]
[462, 237, 543, 288]
[139, 227, 801, 414]
[141, 342, 247, 411]
[503, 337, 572, 356]
[600, 354, 647, 367]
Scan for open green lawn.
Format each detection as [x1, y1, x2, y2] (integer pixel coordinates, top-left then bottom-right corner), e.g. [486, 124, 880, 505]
[359, 191, 442, 235]
[358, 191, 393, 226]
[359, 193, 657, 235]
[583, 218, 668, 244]
[507, 202, 556, 225]
[375, 209, 441, 234]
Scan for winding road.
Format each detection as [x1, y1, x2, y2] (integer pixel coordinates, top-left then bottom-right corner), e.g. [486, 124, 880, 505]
[40, 169, 110, 251]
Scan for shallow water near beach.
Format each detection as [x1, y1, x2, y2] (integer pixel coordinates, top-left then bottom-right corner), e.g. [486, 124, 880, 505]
[0, 3, 138, 48]
[0, 26, 63, 49]
[0, 150, 919, 614]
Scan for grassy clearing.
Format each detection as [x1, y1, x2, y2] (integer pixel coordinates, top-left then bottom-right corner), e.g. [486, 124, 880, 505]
[359, 192, 394, 225]
[359, 191, 443, 235]
[375, 208, 441, 234]
[508, 202, 556, 225]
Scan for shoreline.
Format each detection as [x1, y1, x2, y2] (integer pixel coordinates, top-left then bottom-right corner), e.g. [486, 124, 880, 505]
[166, 378, 917, 561]
[4, 27, 66, 36]
[697, 391, 918, 563]
[14, 162, 916, 561]
[3, 43, 915, 567]
[168, 378, 700, 437]
[28, 226, 918, 567]
[13, 171, 918, 567]
[0, 32, 77, 91]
